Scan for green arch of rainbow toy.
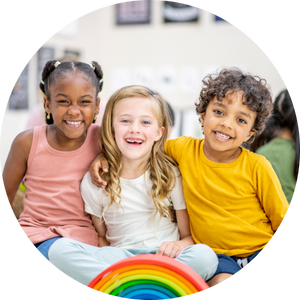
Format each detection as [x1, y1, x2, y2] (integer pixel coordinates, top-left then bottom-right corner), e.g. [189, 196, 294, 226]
[88, 254, 209, 298]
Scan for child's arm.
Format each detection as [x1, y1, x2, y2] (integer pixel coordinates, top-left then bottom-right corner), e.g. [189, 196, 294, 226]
[256, 157, 289, 231]
[89, 154, 108, 188]
[156, 209, 194, 258]
[2, 130, 33, 205]
[91, 215, 110, 247]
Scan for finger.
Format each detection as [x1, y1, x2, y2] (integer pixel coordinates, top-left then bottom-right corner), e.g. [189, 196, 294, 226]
[92, 179, 101, 188]
[97, 177, 107, 186]
[162, 244, 173, 257]
[169, 247, 178, 258]
[97, 180, 107, 189]
[175, 249, 181, 258]
[156, 243, 167, 256]
[91, 176, 106, 188]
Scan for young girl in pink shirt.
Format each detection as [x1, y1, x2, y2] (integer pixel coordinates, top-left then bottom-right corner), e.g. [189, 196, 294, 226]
[3, 60, 104, 259]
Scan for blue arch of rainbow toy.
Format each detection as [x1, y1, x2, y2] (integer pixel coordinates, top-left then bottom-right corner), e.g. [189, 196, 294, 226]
[118, 283, 178, 298]
[126, 289, 169, 299]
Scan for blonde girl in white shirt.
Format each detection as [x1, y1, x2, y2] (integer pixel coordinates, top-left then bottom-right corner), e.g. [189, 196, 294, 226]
[49, 86, 218, 285]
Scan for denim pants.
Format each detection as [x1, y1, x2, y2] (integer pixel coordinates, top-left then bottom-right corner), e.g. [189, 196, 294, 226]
[34, 237, 62, 260]
[49, 238, 218, 285]
[214, 249, 262, 275]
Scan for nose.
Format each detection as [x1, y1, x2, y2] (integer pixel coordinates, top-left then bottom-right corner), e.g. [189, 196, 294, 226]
[67, 105, 80, 117]
[220, 117, 233, 129]
[129, 121, 141, 133]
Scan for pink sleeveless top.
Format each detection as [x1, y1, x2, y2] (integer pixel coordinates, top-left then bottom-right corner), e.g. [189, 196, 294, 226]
[18, 124, 100, 246]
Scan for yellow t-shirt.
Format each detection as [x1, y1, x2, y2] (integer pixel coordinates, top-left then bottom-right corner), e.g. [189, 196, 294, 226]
[165, 136, 289, 257]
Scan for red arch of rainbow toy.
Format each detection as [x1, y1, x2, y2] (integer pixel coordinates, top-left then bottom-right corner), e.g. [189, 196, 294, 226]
[88, 254, 209, 298]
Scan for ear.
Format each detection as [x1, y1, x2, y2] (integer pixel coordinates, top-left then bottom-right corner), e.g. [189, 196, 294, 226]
[43, 96, 51, 114]
[200, 112, 206, 126]
[154, 126, 165, 141]
[244, 129, 256, 142]
[95, 97, 100, 113]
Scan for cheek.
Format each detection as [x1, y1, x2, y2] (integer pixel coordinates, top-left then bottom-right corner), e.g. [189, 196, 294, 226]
[113, 124, 125, 140]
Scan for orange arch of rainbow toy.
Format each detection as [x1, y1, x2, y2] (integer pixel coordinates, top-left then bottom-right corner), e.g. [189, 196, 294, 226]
[88, 254, 209, 298]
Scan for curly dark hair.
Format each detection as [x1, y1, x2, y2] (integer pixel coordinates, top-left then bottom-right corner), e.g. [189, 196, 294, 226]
[195, 68, 273, 143]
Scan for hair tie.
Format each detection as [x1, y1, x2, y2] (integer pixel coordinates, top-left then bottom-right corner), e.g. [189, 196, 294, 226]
[89, 62, 95, 70]
[54, 61, 61, 68]
[40, 79, 44, 85]
[99, 78, 103, 84]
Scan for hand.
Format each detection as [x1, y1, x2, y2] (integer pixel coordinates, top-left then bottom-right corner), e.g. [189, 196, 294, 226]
[156, 241, 184, 258]
[89, 154, 108, 188]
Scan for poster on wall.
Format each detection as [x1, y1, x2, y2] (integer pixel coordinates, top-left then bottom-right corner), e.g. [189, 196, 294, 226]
[116, 0, 151, 25]
[163, 2, 200, 23]
[8, 64, 29, 109]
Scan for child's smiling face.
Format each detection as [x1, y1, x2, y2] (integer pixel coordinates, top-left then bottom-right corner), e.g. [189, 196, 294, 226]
[200, 90, 257, 162]
[112, 97, 164, 166]
[44, 71, 99, 142]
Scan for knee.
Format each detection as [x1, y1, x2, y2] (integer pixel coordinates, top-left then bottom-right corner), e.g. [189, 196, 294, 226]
[188, 244, 218, 265]
[182, 244, 218, 280]
[48, 238, 79, 263]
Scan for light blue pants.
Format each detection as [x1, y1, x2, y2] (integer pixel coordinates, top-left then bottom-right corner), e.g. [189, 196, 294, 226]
[49, 238, 218, 285]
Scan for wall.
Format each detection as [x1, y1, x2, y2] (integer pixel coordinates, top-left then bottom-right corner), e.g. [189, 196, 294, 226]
[1, 1, 286, 166]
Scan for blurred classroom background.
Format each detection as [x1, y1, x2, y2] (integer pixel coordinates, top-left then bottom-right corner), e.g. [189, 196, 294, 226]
[1, 1, 286, 167]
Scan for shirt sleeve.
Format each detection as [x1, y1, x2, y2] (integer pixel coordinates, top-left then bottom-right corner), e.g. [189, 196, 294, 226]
[80, 172, 104, 218]
[165, 137, 189, 165]
[169, 167, 186, 210]
[256, 156, 289, 231]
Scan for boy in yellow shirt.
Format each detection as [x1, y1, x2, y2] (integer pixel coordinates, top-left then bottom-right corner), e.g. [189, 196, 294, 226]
[90, 68, 289, 286]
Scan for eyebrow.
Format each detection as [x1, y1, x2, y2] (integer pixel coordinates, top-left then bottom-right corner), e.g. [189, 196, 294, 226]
[213, 102, 252, 119]
[55, 93, 93, 98]
[118, 114, 154, 119]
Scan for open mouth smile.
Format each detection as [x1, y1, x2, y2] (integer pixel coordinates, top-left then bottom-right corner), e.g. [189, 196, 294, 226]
[214, 131, 232, 141]
[64, 120, 83, 127]
[125, 139, 144, 145]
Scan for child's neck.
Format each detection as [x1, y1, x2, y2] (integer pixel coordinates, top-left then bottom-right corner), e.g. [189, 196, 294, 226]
[277, 128, 294, 141]
[47, 125, 87, 151]
[203, 143, 242, 163]
[120, 159, 148, 180]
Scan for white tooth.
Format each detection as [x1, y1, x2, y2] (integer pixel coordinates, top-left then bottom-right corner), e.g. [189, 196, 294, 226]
[216, 132, 230, 139]
[126, 139, 142, 144]
[67, 121, 81, 125]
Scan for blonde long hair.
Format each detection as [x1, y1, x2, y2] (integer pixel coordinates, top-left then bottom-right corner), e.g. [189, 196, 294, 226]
[100, 85, 176, 219]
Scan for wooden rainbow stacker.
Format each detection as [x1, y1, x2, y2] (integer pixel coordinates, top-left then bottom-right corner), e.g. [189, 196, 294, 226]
[88, 254, 209, 299]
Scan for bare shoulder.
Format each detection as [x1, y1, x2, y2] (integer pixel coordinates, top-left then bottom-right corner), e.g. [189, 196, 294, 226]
[11, 129, 34, 158]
